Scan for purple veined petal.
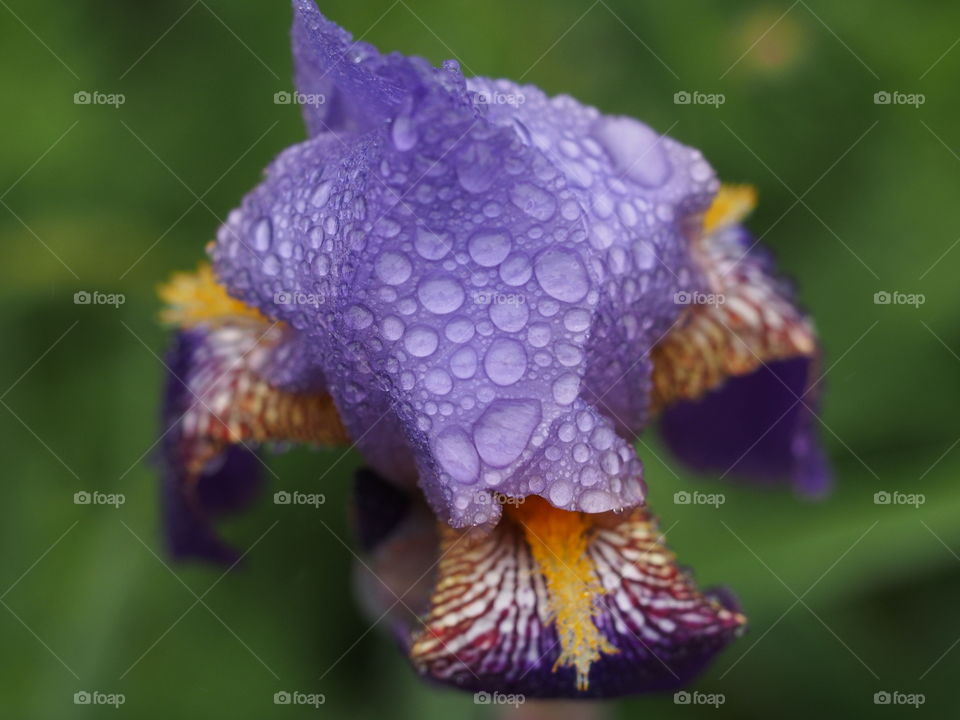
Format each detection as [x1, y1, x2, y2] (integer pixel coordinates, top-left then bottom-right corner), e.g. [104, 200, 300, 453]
[407, 492, 746, 698]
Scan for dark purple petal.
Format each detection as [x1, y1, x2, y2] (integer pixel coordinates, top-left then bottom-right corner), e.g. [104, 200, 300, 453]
[660, 356, 830, 496]
[160, 330, 262, 563]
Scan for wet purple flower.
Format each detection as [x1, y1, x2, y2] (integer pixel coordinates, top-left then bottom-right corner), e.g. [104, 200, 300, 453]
[157, 0, 829, 698]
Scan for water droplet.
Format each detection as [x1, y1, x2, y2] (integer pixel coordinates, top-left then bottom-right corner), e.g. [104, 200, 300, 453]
[403, 325, 439, 357]
[579, 489, 614, 513]
[548, 480, 574, 507]
[489, 300, 529, 332]
[563, 308, 591, 333]
[433, 426, 479, 484]
[510, 182, 556, 221]
[593, 116, 671, 188]
[415, 228, 450, 260]
[417, 274, 465, 315]
[392, 114, 418, 151]
[456, 143, 499, 194]
[375, 251, 412, 286]
[252, 217, 272, 252]
[444, 316, 476, 344]
[483, 338, 527, 386]
[551, 374, 580, 405]
[499, 253, 532, 286]
[535, 248, 589, 303]
[579, 466, 602, 487]
[381, 315, 405, 341]
[310, 180, 333, 208]
[527, 323, 551, 348]
[573, 443, 590, 463]
[468, 231, 512, 267]
[346, 304, 373, 330]
[473, 399, 541, 467]
[450, 346, 478, 379]
[425, 368, 453, 395]
[633, 241, 656, 270]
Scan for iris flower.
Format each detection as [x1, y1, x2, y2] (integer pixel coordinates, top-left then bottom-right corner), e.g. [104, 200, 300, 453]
[157, 0, 828, 698]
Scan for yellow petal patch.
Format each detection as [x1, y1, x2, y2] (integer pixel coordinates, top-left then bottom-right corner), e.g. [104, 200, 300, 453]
[508, 497, 617, 691]
[158, 262, 265, 327]
[703, 184, 757, 234]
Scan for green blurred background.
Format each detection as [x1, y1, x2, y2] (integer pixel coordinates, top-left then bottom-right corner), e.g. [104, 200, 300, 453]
[1, 0, 958, 717]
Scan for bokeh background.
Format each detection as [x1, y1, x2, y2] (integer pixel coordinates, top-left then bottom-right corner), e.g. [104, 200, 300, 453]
[1, 0, 958, 717]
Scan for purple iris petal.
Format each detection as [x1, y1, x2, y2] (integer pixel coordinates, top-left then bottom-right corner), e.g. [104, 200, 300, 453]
[160, 330, 262, 563]
[660, 356, 831, 496]
[211, 0, 722, 527]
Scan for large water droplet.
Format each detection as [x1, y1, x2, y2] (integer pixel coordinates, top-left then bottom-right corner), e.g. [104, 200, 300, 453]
[403, 325, 439, 357]
[456, 142, 498, 194]
[473, 398, 541, 467]
[417, 274, 465, 315]
[499, 253, 532, 286]
[433, 426, 479, 484]
[468, 231, 512, 267]
[375, 251, 413, 286]
[579, 489, 615, 513]
[593, 116, 671, 188]
[551, 373, 580, 405]
[483, 338, 527, 386]
[535, 248, 589, 303]
[425, 368, 453, 395]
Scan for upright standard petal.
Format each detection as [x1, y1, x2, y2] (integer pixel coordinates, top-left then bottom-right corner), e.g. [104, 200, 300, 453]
[211, 3, 725, 529]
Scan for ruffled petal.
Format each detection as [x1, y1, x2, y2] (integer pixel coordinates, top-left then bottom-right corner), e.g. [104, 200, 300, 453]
[210, 3, 726, 529]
